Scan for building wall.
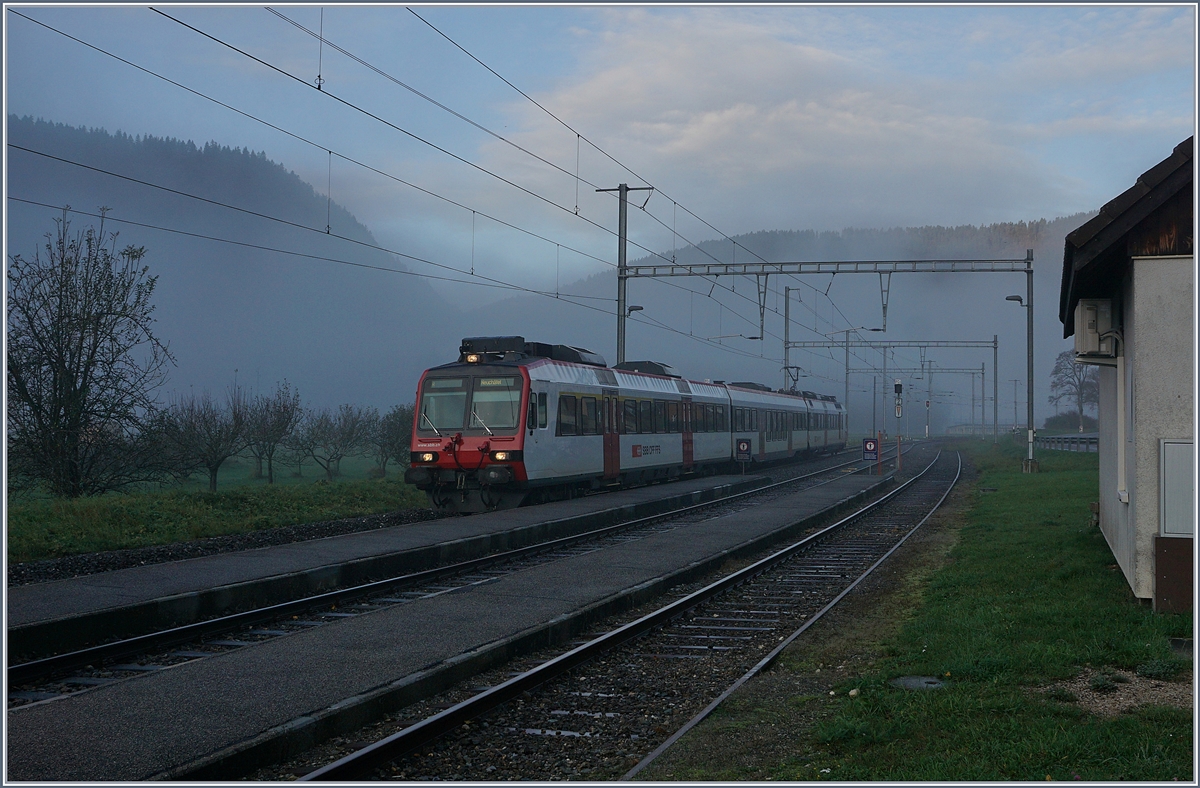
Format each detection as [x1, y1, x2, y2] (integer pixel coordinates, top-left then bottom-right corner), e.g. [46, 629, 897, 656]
[1131, 255, 1195, 593]
[1096, 256, 1194, 600]
[1097, 363, 1133, 582]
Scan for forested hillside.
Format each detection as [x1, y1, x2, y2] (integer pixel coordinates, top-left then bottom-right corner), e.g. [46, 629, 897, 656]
[6, 115, 451, 408]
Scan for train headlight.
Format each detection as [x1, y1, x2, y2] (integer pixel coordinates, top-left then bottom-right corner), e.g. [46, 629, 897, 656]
[488, 450, 523, 462]
[492, 451, 510, 461]
[466, 353, 482, 363]
[411, 451, 440, 463]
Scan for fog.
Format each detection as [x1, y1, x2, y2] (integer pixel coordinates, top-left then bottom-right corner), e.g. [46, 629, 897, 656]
[5, 5, 1193, 431]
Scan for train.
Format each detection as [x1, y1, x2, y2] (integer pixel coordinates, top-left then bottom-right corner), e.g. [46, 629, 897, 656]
[404, 336, 847, 513]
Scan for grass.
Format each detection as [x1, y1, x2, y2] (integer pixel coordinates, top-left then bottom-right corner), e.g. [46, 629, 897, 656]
[7, 456, 428, 563]
[656, 439, 1192, 781]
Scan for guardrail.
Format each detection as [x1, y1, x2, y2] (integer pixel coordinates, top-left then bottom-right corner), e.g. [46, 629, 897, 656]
[1035, 434, 1098, 453]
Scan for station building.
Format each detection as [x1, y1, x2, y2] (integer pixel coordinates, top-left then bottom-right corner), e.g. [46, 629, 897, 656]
[1058, 136, 1194, 613]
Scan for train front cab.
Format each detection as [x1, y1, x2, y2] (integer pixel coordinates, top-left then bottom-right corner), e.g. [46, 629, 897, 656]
[405, 365, 533, 513]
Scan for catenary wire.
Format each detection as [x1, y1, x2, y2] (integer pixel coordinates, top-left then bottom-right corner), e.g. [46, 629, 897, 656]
[7, 5, 846, 366]
[3, 8, 614, 273]
[9, 196, 787, 370]
[8, 8, 887, 385]
[408, 9, 868, 328]
[405, 9, 906, 373]
[11, 6, 805, 348]
[6, 144, 616, 303]
[143, 7, 795, 336]
[148, 7, 685, 270]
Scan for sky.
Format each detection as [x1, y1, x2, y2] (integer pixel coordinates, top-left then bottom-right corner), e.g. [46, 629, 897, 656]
[3, 3, 1197, 419]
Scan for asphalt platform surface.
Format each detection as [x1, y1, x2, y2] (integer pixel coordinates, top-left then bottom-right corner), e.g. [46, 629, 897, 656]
[6, 472, 887, 781]
[8, 473, 769, 657]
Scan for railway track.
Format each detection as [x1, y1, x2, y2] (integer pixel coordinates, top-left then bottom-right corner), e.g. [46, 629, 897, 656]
[7, 444, 908, 707]
[253, 448, 960, 781]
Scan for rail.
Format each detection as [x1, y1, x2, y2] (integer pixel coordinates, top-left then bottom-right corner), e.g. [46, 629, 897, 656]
[300, 448, 947, 781]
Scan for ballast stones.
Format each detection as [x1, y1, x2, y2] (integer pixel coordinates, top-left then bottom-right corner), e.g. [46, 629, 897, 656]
[890, 675, 946, 691]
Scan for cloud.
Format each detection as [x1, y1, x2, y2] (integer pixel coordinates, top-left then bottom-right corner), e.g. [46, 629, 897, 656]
[467, 5, 1190, 247]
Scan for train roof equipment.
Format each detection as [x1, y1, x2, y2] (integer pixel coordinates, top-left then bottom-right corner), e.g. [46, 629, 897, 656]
[613, 361, 680, 378]
[459, 336, 607, 368]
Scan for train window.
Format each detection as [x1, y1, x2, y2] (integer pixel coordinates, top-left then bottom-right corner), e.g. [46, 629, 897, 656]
[717, 405, 727, 432]
[418, 377, 467, 433]
[734, 407, 743, 432]
[580, 397, 599, 435]
[667, 402, 679, 433]
[654, 401, 667, 433]
[538, 392, 548, 428]
[557, 395, 578, 436]
[470, 377, 522, 431]
[694, 404, 707, 433]
[638, 400, 654, 434]
[623, 399, 638, 434]
[752, 410, 759, 431]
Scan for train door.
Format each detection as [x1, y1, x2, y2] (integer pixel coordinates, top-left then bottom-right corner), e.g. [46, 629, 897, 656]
[757, 407, 766, 461]
[602, 389, 620, 480]
[681, 397, 694, 471]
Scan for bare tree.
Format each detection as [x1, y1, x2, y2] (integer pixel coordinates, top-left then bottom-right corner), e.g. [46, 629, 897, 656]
[161, 385, 249, 492]
[1048, 350, 1099, 432]
[7, 210, 174, 497]
[246, 381, 303, 484]
[298, 404, 372, 481]
[366, 403, 414, 477]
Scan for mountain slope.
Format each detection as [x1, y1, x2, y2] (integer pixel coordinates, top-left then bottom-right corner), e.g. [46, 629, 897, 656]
[6, 115, 453, 407]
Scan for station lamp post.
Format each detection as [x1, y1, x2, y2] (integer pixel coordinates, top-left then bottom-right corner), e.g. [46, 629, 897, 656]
[1007, 288, 1037, 472]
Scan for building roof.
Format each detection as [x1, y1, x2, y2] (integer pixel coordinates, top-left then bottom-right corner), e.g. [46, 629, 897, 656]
[1059, 136, 1194, 337]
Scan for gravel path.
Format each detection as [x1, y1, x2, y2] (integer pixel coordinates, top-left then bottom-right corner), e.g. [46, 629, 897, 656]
[6, 508, 452, 588]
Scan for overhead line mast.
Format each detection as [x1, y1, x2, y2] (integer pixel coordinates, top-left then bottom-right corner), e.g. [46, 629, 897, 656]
[597, 184, 653, 365]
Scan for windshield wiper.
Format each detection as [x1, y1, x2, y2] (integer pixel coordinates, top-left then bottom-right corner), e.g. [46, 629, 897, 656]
[470, 410, 494, 436]
[420, 411, 443, 437]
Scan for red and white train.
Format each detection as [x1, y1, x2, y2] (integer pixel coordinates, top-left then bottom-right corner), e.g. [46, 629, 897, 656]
[405, 336, 847, 513]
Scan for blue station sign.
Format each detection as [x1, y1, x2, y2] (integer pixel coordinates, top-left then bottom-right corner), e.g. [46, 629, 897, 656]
[862, 438, 879, 461]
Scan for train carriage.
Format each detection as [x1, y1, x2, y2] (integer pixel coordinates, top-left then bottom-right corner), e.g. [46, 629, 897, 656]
[405, 337, 846, 513]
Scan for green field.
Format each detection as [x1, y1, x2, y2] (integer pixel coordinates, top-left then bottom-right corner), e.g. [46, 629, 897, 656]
[7, 453, 428, 564]
[650, 440, 1192, 781]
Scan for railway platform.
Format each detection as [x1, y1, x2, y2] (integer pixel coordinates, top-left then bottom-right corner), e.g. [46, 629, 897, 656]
[6, 471, 892, 781]
[8, 473, 769, 658]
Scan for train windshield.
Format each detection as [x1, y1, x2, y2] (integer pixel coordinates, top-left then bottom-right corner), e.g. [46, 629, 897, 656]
[469, 376, 522, 431]
[418, 377, 467, 433]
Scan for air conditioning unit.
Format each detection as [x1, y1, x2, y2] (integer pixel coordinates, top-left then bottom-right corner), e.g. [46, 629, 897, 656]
[1074, 299, 1115, 357]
